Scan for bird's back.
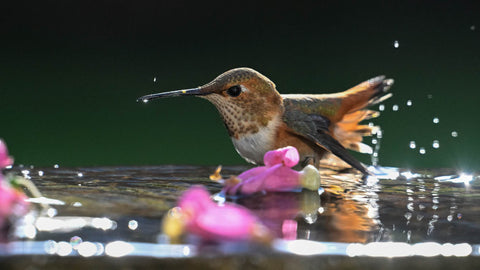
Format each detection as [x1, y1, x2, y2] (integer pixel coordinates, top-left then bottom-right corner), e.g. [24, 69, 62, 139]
[279, 76, 394, 172]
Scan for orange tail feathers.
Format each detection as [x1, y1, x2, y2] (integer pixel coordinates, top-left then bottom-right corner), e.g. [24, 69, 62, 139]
[333, 76, 394, 153]
[342, 75, 394, 114]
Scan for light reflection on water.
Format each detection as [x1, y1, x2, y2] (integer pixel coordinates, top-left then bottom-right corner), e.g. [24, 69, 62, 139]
[0, 240, 478, 258]
[2, 165, 480, 259]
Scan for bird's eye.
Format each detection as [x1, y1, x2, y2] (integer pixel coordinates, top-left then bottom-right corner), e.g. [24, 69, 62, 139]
[226, 85, 242, 97]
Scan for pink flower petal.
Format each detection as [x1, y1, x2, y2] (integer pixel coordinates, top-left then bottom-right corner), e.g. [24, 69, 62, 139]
[258, 167, 300, 191]
[236, 166, 268, 181]
[263, 146, 299, 168]
[224, 164, 302, 195]
[237, 164, 282, 194]
[177, 186, 267, 242]
[194, 206, 257, 241]
[223, 165, 279, 195]
[0, 140, 14, 169]
[219, 147, 319, 195]
[178, 185, 213, 214]
[239, 165, 300, 194]
[223, 167, 269, 195]
[282, 219, 298, 240]
[0, 182, 29, 229]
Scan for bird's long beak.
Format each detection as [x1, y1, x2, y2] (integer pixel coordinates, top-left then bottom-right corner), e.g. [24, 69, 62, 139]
[137, 87, 207, 103]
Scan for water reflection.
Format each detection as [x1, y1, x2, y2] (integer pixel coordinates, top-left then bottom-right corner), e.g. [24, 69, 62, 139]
[346, 242, 472, 257]
[1, 240, 477, 258]
[1, 165, 480, 259]
[233, 170, 380, 243]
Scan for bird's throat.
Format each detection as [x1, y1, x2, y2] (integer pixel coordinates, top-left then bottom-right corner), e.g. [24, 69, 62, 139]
[230, 115, 282, 165]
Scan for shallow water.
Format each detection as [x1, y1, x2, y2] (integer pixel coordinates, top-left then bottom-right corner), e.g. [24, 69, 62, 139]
[2, 165, 480, 269]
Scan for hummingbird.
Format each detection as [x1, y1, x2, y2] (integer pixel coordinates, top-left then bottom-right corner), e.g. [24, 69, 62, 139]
[138, 68, 393, 175]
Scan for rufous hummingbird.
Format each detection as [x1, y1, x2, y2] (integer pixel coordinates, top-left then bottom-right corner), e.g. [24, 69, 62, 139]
[138, 68, 393, 175]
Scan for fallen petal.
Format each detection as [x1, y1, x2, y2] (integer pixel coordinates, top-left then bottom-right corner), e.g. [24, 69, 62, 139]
[240, 166, 301, 194]
[264, 146, 299, 168]
[175, 186, 271, 242]
[0, 140, 14, 169]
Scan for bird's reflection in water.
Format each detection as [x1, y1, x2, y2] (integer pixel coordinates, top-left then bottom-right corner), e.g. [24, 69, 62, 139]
[236, 170, 380, 243]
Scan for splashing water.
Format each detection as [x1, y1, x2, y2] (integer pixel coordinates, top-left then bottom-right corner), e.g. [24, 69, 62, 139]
[371, 129, 382, 166]
[409, 141, 416, 149]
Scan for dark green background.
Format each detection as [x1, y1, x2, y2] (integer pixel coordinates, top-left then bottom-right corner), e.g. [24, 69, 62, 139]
[1, 1, 479, 170]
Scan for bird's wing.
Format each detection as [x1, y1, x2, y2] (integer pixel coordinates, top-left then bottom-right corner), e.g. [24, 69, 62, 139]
[282, 97, 368, 175]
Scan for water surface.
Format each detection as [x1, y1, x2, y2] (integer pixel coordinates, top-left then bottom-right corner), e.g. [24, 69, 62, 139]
[2, 165, 480, 269]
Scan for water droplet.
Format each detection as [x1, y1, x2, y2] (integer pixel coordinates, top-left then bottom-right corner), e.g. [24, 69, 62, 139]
[18, 223, 37, 239]
[379, 104, 385, 111]
[407, 203, 415, 212]
[77, 172, 84, 177]
[44, 240, 58, 254]
[70, 236, 83, 248]
[153, 77, 157, 82]
[47, 207, 58, 217]
[128, 220, 138, 230]
[471, 25, 476, 31]
[432, 140, 440, 149]
[392, 104, 399, 111]
[56, 241, 73, 256]
[105, 241, 134, 257]
[92, 217, 117, 230]
[409, 141, 416, 149]
[372, 138, 378, 145]
[21, 170, 31, 179]
[406, 100, 412, 106]
[77, 241, 98, 257]
[303, 214, 317, 224]
[393, 40, 399, 48]
[38, 170, 44, 176]
[142, 99, 149, 103]
[433, 117, 439, 124]
[447, 215, 453, 222]
[54, 164, 59, 169]
[94, 242, 105, 256]
[419, 147, 426, 155]
[72, 201, 83, 207]
[451, 131, 458, 137]
[376, 130, 383, 139]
